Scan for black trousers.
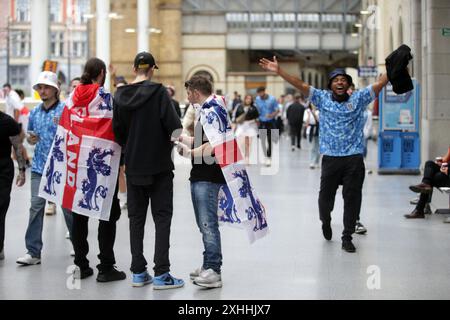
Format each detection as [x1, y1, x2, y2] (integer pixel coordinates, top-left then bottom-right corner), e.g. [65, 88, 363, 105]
[72, 181, 121, 272]
[416, 160, 450, 211]
[0, 158, 14, 252]
[289, 123, 303, 148]
[318, 155, 365, 241]
[259, 121, 275, 158]
[127, 171, 174, 276]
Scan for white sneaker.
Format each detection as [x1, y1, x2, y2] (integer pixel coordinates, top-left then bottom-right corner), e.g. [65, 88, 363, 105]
[443, 217, 450, 224]
[16, 253, 41, 265]
[65, 231, 70, 239]
[120, 201, 128, 210]
[189, 267, 204, 280]
[45, 203, 56, 215]
[309, 164, 315, 169]
[265, 158, 272, 167]
[70, 250, 75, 257]
[193, 268, 222, 288]
[0, 249, 4, 260]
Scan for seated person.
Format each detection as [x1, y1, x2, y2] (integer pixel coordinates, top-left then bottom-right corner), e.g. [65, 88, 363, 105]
[405, 145, 450, 219]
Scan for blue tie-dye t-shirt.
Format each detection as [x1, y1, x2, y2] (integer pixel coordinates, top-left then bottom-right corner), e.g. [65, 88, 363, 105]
[255, 94, 278, 122]
[27, 101, 65, 175]
[308, 86, 376, 157]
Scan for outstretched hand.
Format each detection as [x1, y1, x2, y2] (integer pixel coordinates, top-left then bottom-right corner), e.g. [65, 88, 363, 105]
[259, 56, 279, 73]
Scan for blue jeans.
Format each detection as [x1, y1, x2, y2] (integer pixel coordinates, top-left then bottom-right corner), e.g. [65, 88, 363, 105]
[25, 172, 73, 258]
[190, 181, 224, 274]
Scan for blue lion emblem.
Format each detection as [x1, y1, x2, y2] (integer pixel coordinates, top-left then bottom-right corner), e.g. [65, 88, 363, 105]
[204, 99, 231, 133]
[98, 88, 112, 111]
[43, 135, 64, 195]
[218, 185, 241, 224]
[233, 170, 267, 232]
[78, 147, 114, 211]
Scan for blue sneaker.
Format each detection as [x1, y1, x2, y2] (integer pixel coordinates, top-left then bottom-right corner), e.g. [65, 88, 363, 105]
[153, 272, 184, 290]
[132, 271, 153, 287]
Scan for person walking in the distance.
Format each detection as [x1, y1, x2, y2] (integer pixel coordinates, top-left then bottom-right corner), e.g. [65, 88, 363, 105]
[255, 87, 279, 167]
[286, 94, 305, 151]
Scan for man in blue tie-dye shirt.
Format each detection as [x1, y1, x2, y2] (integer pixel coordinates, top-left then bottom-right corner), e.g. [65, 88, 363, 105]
[260, 56, 389, 253]
[255, 86, 279, 167]
[16, 71, 73, 266]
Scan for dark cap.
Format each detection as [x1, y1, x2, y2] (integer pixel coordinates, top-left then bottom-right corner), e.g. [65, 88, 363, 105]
[328, 69, 353, 89]
[133, 52, 159, 70]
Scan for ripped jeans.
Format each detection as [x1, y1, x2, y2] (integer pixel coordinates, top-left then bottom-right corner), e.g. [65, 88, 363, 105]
[190, 181, 224, 274]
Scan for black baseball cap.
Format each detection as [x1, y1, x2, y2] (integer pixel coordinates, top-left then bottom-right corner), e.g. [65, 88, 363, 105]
[133, 52, 159, 70]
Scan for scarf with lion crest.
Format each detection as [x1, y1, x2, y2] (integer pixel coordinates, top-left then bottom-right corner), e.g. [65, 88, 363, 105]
[195, 95, 269, 243]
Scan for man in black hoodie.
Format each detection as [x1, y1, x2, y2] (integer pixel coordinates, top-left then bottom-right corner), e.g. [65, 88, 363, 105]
[113, 52, 184, 289]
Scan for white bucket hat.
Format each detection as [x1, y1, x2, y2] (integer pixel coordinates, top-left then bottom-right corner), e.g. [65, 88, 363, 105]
[33, 71, 59, 92]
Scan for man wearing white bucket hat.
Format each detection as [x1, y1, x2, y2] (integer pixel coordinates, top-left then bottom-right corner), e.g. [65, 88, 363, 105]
[16, 71, 74, 265]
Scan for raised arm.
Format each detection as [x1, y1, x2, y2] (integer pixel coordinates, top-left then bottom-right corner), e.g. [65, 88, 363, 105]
[259, 56, 311, 97]
[372, 73, 389, 97]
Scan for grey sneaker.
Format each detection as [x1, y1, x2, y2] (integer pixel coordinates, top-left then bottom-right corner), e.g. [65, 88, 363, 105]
[16, 253, 41, 265]
[193, 269, 222, 288]
[355, 221, 367, 235]
[189, 267, 204, 280]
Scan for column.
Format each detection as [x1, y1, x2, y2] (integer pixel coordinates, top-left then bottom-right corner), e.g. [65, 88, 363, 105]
[421, 0, 450, 161]
[30, 0, 50, 94]
[410, 0, 422, 81]
[137, 0, 149, 52]
[96, 0, 110, 91]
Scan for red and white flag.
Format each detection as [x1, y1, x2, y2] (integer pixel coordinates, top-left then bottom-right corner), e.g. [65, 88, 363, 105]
[38, 84, 121, 221]
[196, 95, 269, 243]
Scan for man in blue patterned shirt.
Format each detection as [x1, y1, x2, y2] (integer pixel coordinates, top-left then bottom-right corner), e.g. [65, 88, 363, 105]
[260, 56, 388, 253]
[16, 71, 73, 265]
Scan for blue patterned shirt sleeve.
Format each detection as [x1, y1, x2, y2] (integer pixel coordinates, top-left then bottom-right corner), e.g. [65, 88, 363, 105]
[308, 87, 325, 110]
[352, 85, 376, 111]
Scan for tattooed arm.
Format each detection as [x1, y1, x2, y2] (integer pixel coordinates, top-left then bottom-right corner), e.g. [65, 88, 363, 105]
[9, 134, 26, 186]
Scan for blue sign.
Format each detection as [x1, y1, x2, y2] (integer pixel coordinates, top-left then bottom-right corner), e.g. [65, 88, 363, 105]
[378, 79, 420, 174]
[381, 81, 419, 132]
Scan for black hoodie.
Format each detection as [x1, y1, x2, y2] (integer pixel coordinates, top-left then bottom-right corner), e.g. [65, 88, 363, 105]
[113, 80, 182, 182]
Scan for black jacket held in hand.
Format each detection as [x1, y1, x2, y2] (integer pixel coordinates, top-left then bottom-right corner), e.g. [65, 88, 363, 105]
[113, 80, 182, 179]
[385, 44, 414, 94]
